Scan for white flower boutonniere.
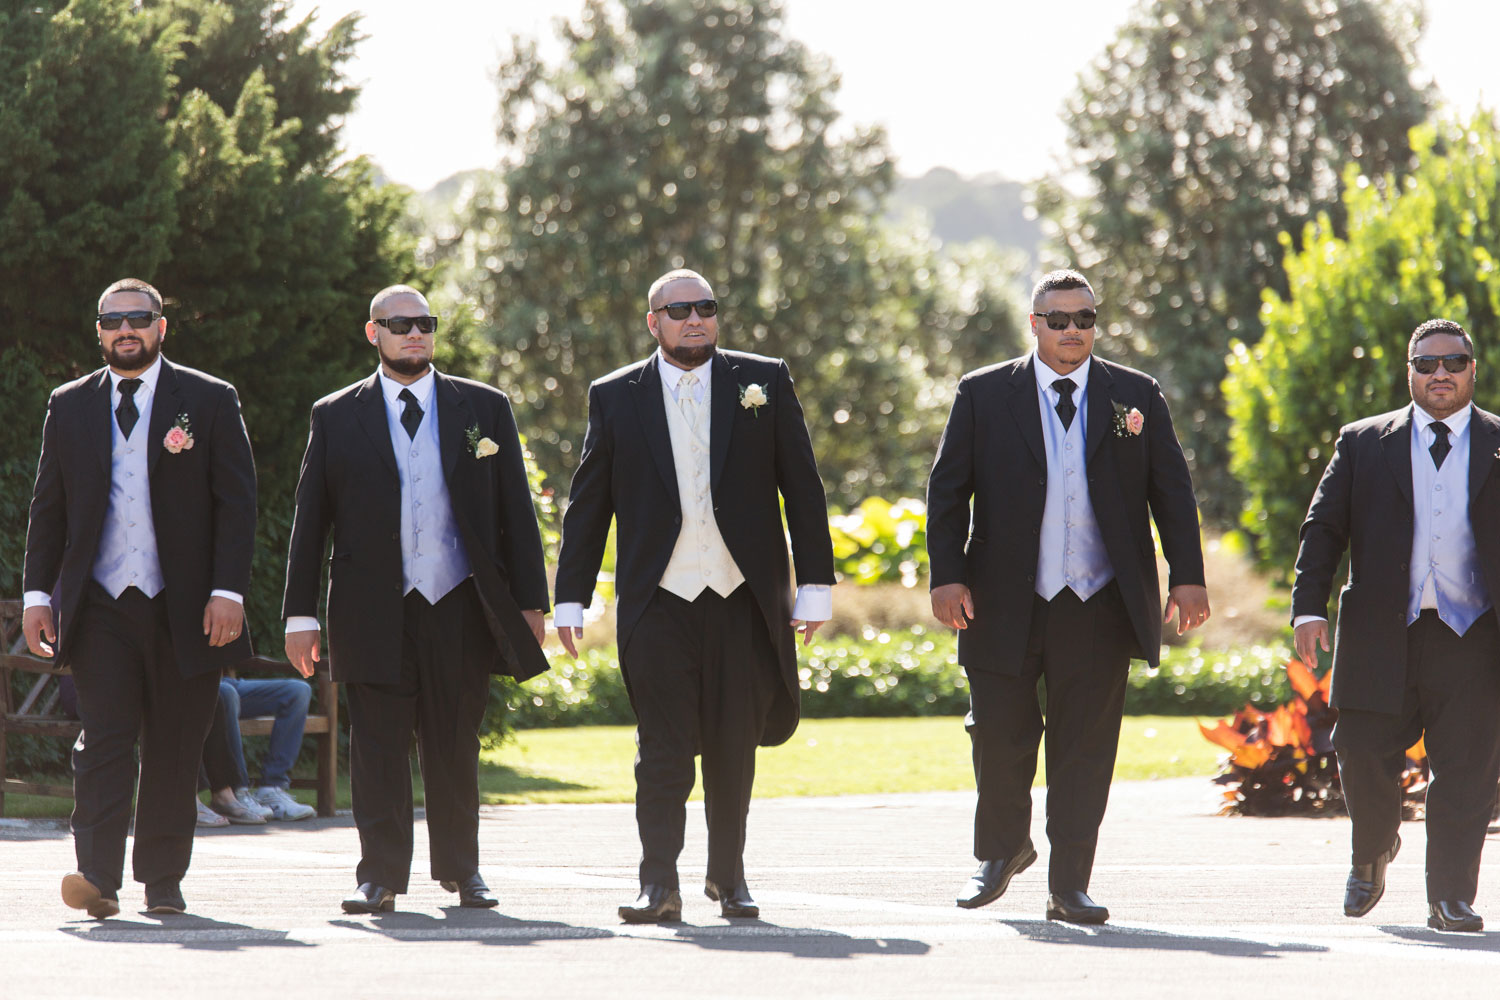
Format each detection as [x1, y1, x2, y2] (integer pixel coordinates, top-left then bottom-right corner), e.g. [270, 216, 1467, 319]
[739, 383, 768, 416]
[163, 413, 195, 453]
[465, 424, 499, 458]
[1111, 400, 1144, 438]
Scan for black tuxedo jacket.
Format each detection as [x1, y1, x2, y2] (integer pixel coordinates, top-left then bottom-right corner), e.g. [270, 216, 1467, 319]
[23, 358, 257, 675]
[1291, 404, 1500, 714]
[281, 371, 550, 685]
[927, 354, 1204, 673]
[554, 350, 835, 746]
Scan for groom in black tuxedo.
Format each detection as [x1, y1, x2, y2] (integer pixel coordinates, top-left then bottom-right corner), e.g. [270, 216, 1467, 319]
[927, 268, 1208, 924]
[553, 268, 835, 923]
[282, 284, 550, 914]
[23, 278, 257, 918]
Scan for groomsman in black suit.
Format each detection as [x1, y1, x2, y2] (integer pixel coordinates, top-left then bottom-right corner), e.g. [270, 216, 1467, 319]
[283, 285, 550, 914]
[553, 268, 835, 922]
[1293, 318, 1500, 932]
[927, 268, 1208, 924]
[23, 278, 257, 918]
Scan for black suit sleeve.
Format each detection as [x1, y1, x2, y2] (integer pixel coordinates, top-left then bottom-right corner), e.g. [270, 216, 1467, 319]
[208, 382, 258, 596]
[1143, 379, 1205, 589]
[492, 393, 550, 612]
[22, 389, 66, 594]
[772, 361, 835, 586]
[282, 402, 332, 619]
[554, 383, 616, 607]
[926, 375, 977, 589]
[1291, 429, 1354, 620]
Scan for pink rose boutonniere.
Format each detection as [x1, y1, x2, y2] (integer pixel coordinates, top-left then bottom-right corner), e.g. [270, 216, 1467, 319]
[163, 413, 195, 453]
[1111, 401, 1144, 438]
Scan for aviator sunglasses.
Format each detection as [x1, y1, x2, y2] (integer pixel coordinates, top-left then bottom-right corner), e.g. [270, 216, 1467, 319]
[97, 310, 161, 331]
[1034, 309, 1097, 331]
[374, 315, 439, 335]
[653, 299, 718, 320]
[1409, 353, 1472, 375]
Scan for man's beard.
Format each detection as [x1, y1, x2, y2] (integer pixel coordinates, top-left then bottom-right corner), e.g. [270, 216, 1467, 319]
[380, 345, 432, 378]
[663, 340, 716, 368]
[101, 334, 161, 371]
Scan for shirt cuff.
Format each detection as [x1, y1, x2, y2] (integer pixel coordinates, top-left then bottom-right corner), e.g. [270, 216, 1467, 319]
[210, 590, 243, 605]
[285, 616, 321, 634]
[793, 584, 832, 622]
[1291, 615, 1328, 628]
[23, 591, 51, 610]
[553, 602, 585, 630]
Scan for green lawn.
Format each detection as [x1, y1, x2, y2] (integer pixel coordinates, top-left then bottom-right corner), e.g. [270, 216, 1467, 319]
[2, 716, 1225, 818]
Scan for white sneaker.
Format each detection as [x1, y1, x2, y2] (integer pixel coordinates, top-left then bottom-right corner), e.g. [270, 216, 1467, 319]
[235, 787, 274, 820]
[253, 785, 316, 821]
[211, 793, 266, 825]
[195, 798, 229, 828]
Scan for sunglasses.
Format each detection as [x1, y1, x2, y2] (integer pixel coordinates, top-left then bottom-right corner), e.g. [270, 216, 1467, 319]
[653, 299, 718, 320]
[97, 310, 161, 331]
[1409, 353, 1472, 375]
[374, 315, 439, 335]
[1035, 309, 1097, 330]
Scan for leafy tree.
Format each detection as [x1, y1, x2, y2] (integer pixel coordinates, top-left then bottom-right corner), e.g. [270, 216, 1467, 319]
[1038, 0, 1430, 520]
[1224, 114, 1500, 577]
[459, 0, 1023, 506]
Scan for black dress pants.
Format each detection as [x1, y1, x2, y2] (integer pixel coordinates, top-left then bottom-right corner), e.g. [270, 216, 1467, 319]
[621, 585, 779, 890]
[343, 581, 491, 892]
[964, 583, 1133, 893]
[1334, 609, 1500, 903]
[68, 583, 219, 896]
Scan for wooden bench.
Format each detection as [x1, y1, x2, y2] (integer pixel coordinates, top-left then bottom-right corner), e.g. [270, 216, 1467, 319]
[1, 598, 339, 818]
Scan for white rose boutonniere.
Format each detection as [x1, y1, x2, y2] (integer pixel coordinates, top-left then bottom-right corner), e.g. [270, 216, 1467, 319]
[739, 383, 768, 416]
[465, 424, 499, 458]
[163, 413, 195, 454]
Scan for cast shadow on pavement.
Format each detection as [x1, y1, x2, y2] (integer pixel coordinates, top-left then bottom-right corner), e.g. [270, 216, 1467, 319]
[331, 910, 612, 946]
[1378, 925, 1500, 950]
[668, 921, 931, 960]
[1001, 920, 1327, 959]
[60, 914, 315, 951]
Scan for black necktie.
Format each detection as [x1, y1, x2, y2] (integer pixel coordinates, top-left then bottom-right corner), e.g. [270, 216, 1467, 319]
[398, 388, 423, 440]
[1053, 378, 1077, 431]
[1430, 421, 1451, 469]
[116, 378, 142, 438]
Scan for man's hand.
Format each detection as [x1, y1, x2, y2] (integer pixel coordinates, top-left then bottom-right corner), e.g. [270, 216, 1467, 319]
[1163, 584, 1211, 635]
[931, 583, 975, 630]
[203, 596, 245, 648]
[285, 630, 320, 677]
[1294, 619, 1331, 669]
[523, 609, 546, 648]
[790, 619, 827, 647]
[23, 605, 56, 658]
[557, 625, 583, 659]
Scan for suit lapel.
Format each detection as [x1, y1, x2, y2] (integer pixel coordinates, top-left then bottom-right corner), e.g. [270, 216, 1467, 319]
[88, 369, 113, 479]
[1380, 405, 1415, 510]
[1005, 356, 1046, 470]
[710, 352, 736, 491]
[435, 372, 473, 479]
[1468, 406, 1500, 505]
[1085, 357, 1111, 461]
[631, 357, 678, 497]
[146, 359, 182, 477]
[355, 372, 400, 480]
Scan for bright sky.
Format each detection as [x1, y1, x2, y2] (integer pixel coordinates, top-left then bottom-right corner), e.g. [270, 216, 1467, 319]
[287, 0, 1493, 191]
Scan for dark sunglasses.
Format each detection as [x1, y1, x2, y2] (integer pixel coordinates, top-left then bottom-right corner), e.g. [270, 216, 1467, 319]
[1035, 309, 1097, 331]
[653, 299, 718, 320]
[97, 310, 161, 331]
[1409, 353, 1472, 375]
[374, 315, 439, 335]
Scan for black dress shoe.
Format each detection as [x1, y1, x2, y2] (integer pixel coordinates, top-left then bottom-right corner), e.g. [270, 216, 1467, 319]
[342, 882, 397, 914]
[144, 879, 186, 915]
[705, 879, 759, 918]
[1046, 890, 1109, 925]
[441, 873, 499, 908]
[618, 884, 682, 923]
[1429, 900, 1485, 932]
[956, 841, 1038, 909]
[1343, 833, 1400, 918]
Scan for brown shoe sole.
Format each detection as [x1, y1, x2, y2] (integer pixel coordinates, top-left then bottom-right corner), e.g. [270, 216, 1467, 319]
[61, 873, 120, 919]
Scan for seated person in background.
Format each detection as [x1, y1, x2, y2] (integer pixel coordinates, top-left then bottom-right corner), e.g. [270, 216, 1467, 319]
[196, 692, 264, 826]
[220, 675, 317, 821]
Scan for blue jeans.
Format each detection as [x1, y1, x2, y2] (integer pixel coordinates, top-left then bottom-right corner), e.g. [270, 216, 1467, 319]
[219, 678, 312, 789]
